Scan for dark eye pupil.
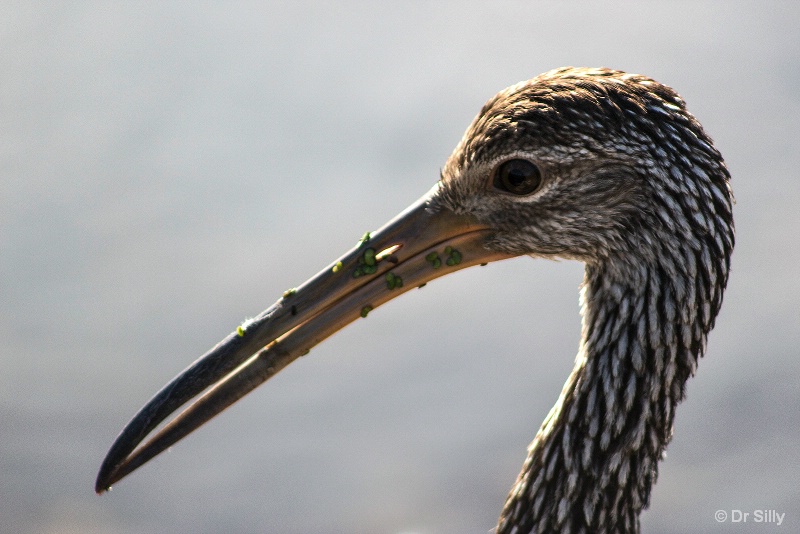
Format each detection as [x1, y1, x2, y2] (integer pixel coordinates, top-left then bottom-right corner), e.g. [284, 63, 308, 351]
[494, 159, 542, 195]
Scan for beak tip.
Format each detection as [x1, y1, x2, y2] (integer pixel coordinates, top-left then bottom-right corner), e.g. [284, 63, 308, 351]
[95, 464, 118, 495]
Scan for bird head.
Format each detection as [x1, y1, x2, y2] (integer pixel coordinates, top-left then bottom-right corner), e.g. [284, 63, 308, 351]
[436, 67, 733, 278]
[96, 67, 734, 493]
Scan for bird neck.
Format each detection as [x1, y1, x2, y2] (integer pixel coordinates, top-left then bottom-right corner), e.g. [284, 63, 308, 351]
[497, 261, 705, 533]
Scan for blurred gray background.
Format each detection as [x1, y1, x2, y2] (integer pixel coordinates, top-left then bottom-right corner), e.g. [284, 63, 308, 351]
[2, 2, 798, 533]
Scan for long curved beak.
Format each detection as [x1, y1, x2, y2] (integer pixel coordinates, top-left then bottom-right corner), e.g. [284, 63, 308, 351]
[95, 184, 515, 494]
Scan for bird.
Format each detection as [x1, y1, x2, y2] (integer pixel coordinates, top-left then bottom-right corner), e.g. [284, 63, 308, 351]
[96, 67, 734, 533]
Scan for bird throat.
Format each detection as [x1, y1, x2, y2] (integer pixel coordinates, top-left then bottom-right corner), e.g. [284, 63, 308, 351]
[497, 262, 703, 533]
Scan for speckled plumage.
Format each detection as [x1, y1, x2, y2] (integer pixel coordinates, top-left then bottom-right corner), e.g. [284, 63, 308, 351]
[438, 67, 734, 533]
[94, 67, 735, 533]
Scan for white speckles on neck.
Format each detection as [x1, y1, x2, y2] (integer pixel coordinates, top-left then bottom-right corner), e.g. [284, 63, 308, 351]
[438, 67, 739, 534]
[497, 248, 723, 532]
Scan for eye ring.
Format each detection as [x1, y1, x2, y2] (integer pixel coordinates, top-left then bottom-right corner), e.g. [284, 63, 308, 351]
[493, 158, 542, 196]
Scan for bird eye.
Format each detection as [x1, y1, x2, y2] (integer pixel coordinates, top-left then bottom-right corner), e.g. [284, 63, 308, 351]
[493, 159, 542, 195]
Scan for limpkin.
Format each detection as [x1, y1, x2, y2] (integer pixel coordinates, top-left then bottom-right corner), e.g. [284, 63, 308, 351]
[96, 67, 734, 533]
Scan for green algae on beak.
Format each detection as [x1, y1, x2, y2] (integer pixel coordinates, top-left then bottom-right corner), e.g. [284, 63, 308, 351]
[358, 231, 371, 246]
[425, 246, 462, 269]
[425, 251, 442, 269]
[352, 247, 381, 278]
[282, 288, 297, 299]
[94, 184, 516, 494]
[445, 247, 463, 266]
[385, 272, 403, 290]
